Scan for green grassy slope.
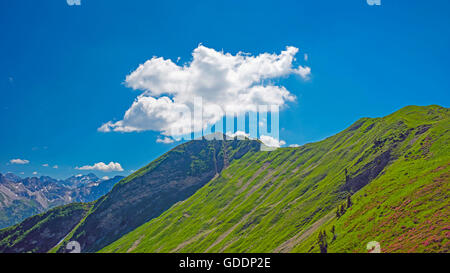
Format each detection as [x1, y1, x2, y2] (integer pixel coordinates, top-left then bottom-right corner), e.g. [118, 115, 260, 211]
[293, 106, 450, 253]
[101, 105, 449, 253]
[0, 202, 92, 253]
[52, 138, 260, 253]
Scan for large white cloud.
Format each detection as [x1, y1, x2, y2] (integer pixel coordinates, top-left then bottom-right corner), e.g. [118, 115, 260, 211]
[76, 162, 124, 172]
[99, 45, 310, 137]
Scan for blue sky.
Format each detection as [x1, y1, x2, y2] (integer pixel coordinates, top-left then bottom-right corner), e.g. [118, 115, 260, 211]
[1, 0, 449, 179]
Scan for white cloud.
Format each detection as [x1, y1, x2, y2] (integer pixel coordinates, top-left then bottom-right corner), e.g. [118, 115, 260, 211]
[101, 176, 110, 180]
[32, 171, 38, 175]
[53, 165, 58, 169]
[260, 135, 286, 147]
[289, 144, 300, 147]
[42, 163, 49, 167]
[294, 66, 310, 79]
[76, 162, 124, 172]
[10, 158, 29, 165]
[226, 131, 250, 140]
[99, 45, 310, 137]
[156, 136, 175, 144]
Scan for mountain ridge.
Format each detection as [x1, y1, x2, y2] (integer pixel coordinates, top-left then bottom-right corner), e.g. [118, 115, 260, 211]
[101, 105, 449, 253]
[53, 137, 261, 252]
[0, 173, 124, 229]
[0, 105, 448, 253]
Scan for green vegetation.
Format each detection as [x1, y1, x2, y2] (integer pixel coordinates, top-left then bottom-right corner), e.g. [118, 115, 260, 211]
[294, 107, 450, 253]
[100, 105, 449, 253]
[0, 105, 447, 253]
[52, 137, 261, 253]
[0, 202, 92, 253]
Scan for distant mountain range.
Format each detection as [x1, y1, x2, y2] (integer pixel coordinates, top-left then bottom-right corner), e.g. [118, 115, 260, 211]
[0, 173, 124, 229]
[0, 105, 448, 253]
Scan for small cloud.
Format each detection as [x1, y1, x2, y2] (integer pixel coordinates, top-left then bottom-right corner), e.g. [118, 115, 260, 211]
[10, 158, 29, 165]
[294, 66, 311, 80]
[226, 131, 250, 140]
[76, 162, 124, 172]
[32, 171, 38, 175]
[20, 172, 25, 175]
[98, 122, 112, 132]
[304, 53, 308, 62]
[53, 165, 58, 169]
[156, 136, 174, 144]
[42, 163, 49, 167]
[260, 135, 286, 147]
[289, 144, 300, 148]
[32, 146, 48, 151]
[101, 176, 109, 180]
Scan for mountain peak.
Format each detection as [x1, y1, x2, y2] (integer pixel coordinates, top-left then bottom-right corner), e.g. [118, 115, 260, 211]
[386, 104, 448, 123]
[3, 172, 22, 182]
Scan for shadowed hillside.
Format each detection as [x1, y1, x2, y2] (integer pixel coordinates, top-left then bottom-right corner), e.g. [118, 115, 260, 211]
[0, 203, 92, 253]
[0, 174, 123, 229]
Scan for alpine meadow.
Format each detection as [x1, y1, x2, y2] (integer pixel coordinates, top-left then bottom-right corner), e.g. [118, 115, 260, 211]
[1, 105, 448, 253]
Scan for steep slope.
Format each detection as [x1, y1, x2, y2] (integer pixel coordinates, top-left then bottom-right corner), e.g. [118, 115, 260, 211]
[75, 175, 124, 202]
[0, 175, 68, 228]
[100, 105, 449, 253]
[50, 138, 260, 253]
[292, 106, 450, 253]
[0, 202, 92, 253]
